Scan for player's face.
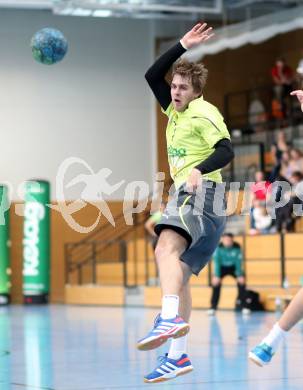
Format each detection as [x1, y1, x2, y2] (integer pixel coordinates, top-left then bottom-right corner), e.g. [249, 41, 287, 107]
[171, 74, 199, 112]
[222, 236, 233, 247]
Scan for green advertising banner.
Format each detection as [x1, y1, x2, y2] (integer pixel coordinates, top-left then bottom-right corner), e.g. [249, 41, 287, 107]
[0, 185, 10, 304]
[23, 180, 50, 304]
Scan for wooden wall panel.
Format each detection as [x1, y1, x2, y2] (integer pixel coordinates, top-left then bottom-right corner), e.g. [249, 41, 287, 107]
[9, 201, 125, 304]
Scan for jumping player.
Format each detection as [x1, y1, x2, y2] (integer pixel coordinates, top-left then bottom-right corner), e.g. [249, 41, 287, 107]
[137, 23, 234, 383]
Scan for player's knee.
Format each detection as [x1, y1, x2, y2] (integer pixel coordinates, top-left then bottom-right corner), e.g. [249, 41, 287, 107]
[154, 243, 172, 263]
[155, 242, 174, 264]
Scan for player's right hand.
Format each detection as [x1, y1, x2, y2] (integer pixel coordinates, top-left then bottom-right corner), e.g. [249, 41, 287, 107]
[185, 168, 202, 194]
[180, 22, 214, 50]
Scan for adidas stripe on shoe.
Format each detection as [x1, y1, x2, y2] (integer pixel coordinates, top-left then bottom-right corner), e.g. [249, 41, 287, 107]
[144, 353, 193, 383]
[137, 314, 190, 351]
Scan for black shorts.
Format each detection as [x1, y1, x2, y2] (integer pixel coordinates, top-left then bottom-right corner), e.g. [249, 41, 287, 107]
[217, 265, 237, 278]
[154, 181, 226, 275]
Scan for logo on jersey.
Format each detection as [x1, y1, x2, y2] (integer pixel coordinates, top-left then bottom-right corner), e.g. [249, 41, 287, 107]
[168, 146, 187, 178]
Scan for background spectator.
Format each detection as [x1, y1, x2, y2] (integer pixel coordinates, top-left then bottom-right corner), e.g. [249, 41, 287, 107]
[251, 171, 272, 202]
[269, 131, 292, 182]
[250, 171, 272, 232]
[289, 148, 303, 174]
[271, 57, 294, 117]
[248, 91, 267, 132]
[276, 171, 303, 232]
[250, 201, 273, 235]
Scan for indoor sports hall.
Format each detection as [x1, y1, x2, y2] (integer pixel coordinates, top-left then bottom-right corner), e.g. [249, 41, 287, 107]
[1, 1, 303, 389]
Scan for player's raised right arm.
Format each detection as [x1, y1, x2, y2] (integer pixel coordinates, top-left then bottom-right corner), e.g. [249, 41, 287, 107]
[144, 42, 186, 110]
[145, 23, 214, 111]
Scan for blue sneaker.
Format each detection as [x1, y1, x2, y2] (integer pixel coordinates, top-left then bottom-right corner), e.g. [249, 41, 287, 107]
[137, 314, 190, 351]
[144, 353, 193, 383]
[249, 343, 274, 366]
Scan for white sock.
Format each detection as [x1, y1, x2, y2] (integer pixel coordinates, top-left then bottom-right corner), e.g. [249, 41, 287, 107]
[262, 322, 287, 353]
[161, 295, 179, 319]
[168, 334, 188, 360]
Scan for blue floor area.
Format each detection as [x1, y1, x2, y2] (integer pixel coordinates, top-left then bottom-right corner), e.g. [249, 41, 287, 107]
[0, 305, 303, 389]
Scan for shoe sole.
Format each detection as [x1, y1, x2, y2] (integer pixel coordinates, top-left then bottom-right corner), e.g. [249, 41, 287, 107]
[248, 352, 267, 367]
[144, 366, 193, 383]
[137, 324, 190, 351]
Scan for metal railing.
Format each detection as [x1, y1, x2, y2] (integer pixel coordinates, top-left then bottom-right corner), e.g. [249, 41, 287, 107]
[222, 142, 264, 185]
[143, 233, 303, 289]
[225, 84, 303, 133]
[65, 239, 128, 286]
[65, 210, 150, 288]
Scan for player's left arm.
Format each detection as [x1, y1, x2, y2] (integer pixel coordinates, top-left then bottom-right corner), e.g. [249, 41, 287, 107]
[186, 139, 234, 192]
[195, 138, 234, 173]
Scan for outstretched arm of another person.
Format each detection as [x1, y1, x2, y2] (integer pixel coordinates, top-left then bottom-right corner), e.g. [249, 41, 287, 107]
[290, 89, 303, 112]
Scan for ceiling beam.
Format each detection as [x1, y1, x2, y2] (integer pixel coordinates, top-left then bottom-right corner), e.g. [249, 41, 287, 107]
[58, 0, 223, 14]
[0, 0, 52, 9]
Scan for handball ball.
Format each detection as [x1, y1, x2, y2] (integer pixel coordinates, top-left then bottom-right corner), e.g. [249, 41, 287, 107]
[31, 28, 68, 65]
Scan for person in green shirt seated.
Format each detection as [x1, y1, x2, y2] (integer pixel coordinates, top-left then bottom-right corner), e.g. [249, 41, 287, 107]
[208, 233, 249, 316]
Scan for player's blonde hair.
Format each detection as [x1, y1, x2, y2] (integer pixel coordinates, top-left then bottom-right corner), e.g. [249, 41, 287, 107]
[172, 59, 208, 95]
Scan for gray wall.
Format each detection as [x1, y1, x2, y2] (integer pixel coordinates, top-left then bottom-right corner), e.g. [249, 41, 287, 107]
[0, 9, 157, 200]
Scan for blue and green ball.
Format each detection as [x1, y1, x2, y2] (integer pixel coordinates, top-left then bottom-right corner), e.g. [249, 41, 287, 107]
[31, 28, 68, 65]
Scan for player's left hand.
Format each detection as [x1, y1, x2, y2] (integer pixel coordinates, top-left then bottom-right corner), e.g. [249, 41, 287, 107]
[186, 168, 202, 193]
